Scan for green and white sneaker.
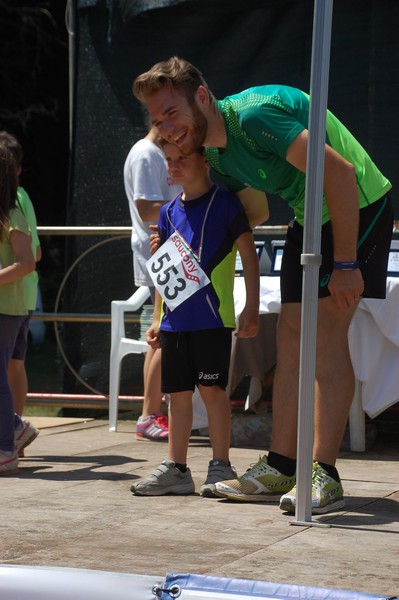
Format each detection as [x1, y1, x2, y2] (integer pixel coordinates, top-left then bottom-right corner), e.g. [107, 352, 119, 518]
[214, 455, 296, 502]
[131, 459, 195, 496]
[279, 461, 345, 514]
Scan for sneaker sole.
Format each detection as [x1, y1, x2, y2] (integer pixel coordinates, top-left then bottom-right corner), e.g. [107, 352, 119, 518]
[16, 429, 39, 453]
[135, 434, 168, 442]
[280, 497, 346, 514]
[0, 466, 19, 476]
[200, 485, 218, 498]
[215, 490, 282, 502]
[131, 484, 195, 496]
[312, 498, 346, 514]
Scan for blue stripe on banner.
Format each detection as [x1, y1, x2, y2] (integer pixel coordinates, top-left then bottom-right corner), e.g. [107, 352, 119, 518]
[160, 573, 392, 600]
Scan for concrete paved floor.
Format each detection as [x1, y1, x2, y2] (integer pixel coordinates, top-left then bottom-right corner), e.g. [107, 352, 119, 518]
[1, 417, 398, 598]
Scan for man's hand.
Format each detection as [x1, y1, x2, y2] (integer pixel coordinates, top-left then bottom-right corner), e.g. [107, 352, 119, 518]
[235, 307, 259, 338]
[328, 268, 364, 310]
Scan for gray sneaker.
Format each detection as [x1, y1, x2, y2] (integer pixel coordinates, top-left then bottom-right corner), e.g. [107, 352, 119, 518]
[200, 460, 237, 498]
[131, 459, 195, 496]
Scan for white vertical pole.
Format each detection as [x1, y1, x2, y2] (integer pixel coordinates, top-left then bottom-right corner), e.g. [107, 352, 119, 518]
[291, 0, 334, 526]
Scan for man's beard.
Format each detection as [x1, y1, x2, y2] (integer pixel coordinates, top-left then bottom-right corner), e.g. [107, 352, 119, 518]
[179, 102, 208, 156]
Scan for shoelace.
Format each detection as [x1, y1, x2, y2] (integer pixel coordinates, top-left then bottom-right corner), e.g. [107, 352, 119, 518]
[311, 465, 327, 484]
[155, 415, 168, 430]
[246, 456, 269, 475]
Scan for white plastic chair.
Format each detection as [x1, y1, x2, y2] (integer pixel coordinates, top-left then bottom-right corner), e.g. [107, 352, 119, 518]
[109, 286, 151, 431]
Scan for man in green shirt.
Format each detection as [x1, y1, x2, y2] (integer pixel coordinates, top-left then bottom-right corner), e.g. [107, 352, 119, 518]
[133, 57, 394, 514]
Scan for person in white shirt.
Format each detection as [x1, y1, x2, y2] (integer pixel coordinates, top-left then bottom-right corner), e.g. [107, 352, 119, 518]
[123, 125, 181, 441]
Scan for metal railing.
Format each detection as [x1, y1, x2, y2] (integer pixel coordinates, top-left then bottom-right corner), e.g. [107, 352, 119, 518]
[32, 224, 288, 324]
[29, 224, 288, 407]
[29, 220, 399, 408]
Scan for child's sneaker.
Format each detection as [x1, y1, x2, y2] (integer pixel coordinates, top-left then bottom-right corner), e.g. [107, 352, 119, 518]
[279, 461, 345, 514]
[135, 413, 168, 441]
[214, 454, 296, 502]
[131, 459, 195, 496]
[0, 449, 18, 476]
[14, 419, 40, 456]
[200, 460, 237, 498]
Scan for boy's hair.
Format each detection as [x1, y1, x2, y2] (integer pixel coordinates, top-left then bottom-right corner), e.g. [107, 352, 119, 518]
[0, 130, 23, 168]
[133, 56, 212, 105]
[159, 137, 205, 158]
[0, 143, 18, 237]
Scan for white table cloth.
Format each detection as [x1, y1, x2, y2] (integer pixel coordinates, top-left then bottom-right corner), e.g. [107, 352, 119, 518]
[348, 277, 399, 418]
[234, 275, 399, 419]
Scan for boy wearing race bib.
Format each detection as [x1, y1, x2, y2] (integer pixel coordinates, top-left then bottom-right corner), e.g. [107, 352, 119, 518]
[130, 142, 260, 497]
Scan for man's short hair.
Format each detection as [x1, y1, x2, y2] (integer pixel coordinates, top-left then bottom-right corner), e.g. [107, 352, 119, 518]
[133, 56, 210, 104]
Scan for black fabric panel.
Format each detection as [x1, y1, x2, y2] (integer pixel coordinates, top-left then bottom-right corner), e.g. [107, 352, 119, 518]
[63, 0, 398, 396]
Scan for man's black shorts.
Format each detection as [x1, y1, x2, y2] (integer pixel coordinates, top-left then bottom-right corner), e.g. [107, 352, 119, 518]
[160, 328, 232, 394]
[281, 195, 394, 303]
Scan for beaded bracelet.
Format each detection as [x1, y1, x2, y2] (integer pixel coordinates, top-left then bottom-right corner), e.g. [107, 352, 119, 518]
[333, 261, 359, 271]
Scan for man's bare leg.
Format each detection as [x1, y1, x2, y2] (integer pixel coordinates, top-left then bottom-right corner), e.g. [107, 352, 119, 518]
[313, 296, 358, 465]
[270, 298, 358, 465]
[269, 303, 301, 459]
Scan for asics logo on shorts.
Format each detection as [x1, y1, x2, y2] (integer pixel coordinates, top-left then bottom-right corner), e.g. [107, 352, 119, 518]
[198, 372, 219, 381]
[320, 274, 330, 287]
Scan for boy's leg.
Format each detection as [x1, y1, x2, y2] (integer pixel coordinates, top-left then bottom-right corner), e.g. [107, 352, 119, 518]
[168, 390, 193, 464]
[198, 383, 237, 498]
[131, 391, 195, 496]
[130, 389, 195, 496]
[131, 331, 195, 496]
[198, 384, 230, 461]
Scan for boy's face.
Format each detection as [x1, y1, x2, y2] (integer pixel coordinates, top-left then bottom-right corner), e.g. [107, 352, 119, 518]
[163, 143, 208, 187]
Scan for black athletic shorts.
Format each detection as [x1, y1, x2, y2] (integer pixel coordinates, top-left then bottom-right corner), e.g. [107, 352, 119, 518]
[281, 195, 394, 303]
[160, 328, 232, 393]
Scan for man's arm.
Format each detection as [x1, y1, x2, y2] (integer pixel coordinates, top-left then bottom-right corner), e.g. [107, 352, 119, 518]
[236, 188, 269, 229]
[235, 231, 260, 338]
[286, 129, 364, 309]
[135, 199, 167, 223]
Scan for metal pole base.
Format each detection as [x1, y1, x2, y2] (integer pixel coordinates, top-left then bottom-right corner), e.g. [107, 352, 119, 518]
[289, 519, 331, 528]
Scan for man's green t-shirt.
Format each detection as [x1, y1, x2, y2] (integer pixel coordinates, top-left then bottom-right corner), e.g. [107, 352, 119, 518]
[205, 85, 392, 225]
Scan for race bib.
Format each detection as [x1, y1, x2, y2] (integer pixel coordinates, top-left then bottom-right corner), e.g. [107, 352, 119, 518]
[146, 233, 210, 311]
